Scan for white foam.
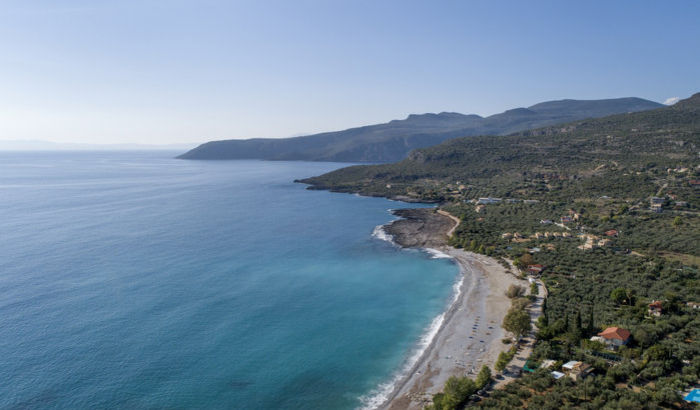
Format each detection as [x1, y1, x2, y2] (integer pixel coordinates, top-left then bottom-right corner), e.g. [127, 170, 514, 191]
[371, 225, 394, 244]
[357, 266, 464, 410]
[424, 248, 453, 259]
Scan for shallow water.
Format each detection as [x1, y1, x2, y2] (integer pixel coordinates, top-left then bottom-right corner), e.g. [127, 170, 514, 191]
[0, 151, 458, 409]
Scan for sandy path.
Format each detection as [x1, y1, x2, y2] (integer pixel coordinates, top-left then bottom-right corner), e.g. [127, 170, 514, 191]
[437, 210, 461, 238]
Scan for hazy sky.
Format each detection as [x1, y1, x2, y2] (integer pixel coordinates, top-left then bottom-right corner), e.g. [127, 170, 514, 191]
[1, 1, 699, 144]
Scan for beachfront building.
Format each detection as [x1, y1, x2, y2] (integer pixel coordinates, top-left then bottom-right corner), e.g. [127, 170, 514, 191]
[597, 327, 631, 349]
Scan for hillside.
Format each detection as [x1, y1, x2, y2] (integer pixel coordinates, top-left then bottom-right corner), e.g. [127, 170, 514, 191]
[177, 97, 662, 162]
[300, 93, 699, 203]
[303, 93, 700, 409]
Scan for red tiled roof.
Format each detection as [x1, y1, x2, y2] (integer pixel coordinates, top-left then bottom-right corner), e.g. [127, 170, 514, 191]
[598, 327, 631, 341]
[649, 301, 662, 309]
[605, 229, 618, 236]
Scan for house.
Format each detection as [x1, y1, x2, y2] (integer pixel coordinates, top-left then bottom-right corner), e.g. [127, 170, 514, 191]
[561, 361, 593, 381]
[650, 196, 665, 205]
[561, 216, 573, 223]
[650, 203, 663, 213]
[527, 264, 545, 275]
[605, 229, 619, 237]
[589, 336, 606, 344]
[540, 219, 553, 224]
[597, 238, 611, 247]
[598, 327, 631, 349]
[687, 301, 700, 309]
[648, 300, 663, 317]
[674, 201, 688, 208]
[689, 179, 700, 187]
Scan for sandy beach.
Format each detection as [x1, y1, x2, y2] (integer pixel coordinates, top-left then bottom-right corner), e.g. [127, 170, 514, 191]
[379, 209, 526, 410]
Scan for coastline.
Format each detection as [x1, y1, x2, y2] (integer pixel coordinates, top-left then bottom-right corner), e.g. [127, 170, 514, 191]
[372, 209, 525, 410]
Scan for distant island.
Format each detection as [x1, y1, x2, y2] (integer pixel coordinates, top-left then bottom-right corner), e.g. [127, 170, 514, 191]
[301, 93, 700, 409]
[177, 97, 662, 163]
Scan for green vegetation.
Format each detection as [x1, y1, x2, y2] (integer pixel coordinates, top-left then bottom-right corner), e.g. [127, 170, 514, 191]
[304, 93, 700, 408]
[427, 375, 478, 410]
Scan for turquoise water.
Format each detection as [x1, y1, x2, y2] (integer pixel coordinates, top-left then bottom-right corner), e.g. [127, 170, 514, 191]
[0, 151, 458, 409]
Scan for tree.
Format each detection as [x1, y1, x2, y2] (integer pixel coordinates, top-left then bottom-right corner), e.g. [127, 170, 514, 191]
[503, 309, 531, 338]
[610, 288, 628, 305]
[672, 216, 682, 227]
[476, 365, 492, 389]
[429, 376, 477, 410]
[495, 351, 510, 372]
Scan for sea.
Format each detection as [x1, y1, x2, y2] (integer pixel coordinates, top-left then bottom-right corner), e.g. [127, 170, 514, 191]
[0, 151, 459, 409]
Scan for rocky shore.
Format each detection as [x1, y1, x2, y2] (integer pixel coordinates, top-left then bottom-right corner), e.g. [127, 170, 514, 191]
[384, 208, 455, 248]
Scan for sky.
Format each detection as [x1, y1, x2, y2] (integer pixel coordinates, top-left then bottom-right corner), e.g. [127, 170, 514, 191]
[1, 0, 699, 145]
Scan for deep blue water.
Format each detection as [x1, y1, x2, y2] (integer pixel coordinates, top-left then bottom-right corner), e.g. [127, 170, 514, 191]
[0, 151, 458, 409]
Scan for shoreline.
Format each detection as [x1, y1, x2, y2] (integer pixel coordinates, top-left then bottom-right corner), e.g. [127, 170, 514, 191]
[372, 209, 525, 410]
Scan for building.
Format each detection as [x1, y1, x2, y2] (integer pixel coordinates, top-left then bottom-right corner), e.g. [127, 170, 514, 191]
[561, 216, 573, 223]
[527, 264, 545, 275]
[551, 371, 565, 380]
[650, 203, 663, 213]
[648, 300, 663, 317]
[650, 196, 665, 205]
[687, 301, 700, 309]
[597, 327, 631, 349]
[523, 199, 539, 204]
[540, 219, 553, 224]
[605, 229, 619, 237]
[562, 361, 593, 381]
[477, 197, 502, 204]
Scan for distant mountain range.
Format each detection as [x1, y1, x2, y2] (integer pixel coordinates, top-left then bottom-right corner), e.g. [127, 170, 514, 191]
[299, 92, 700, 198]
[178, 97, 663, 162]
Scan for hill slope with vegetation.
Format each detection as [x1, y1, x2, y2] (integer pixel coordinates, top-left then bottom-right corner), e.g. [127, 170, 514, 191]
[177, 97, 661, 162]
[303, 93, 700, 409]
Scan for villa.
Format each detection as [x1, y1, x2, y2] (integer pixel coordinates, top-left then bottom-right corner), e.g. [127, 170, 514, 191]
[597, 327, 631, 349]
